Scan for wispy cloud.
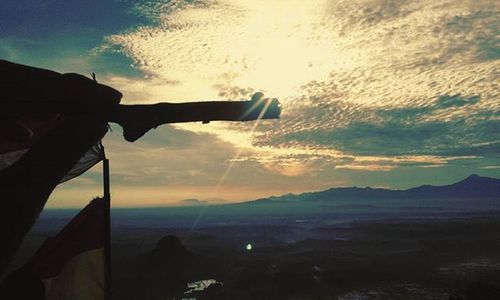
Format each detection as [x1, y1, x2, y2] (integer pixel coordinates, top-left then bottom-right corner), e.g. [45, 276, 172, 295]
[27, 0, 499, 205]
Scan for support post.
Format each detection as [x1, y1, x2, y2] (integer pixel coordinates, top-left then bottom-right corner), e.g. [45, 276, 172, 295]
[102, 144, 112, 300]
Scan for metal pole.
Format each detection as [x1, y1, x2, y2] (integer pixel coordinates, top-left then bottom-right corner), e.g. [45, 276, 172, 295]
[102, 144, 112, 300]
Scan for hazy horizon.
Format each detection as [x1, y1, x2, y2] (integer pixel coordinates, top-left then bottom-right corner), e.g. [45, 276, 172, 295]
[43, 173, 500, 209]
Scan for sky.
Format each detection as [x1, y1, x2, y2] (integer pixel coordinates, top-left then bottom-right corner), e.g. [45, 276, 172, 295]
[1, 0, 499, 208]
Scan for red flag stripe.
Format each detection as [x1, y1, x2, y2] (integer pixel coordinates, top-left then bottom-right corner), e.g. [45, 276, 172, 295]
[30, 198, 106, 280]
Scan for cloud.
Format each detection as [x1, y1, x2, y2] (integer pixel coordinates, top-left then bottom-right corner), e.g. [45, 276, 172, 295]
[101, 124, 239, 187]
[434, 94, 481, 109]
[482, 165, 500, 169]
[256, 93, 499, 158]
[0, 0, 148, 77]
[335, 164, 397, 172]
[442, 10, 500, 61]
[44, 0, 500, 206]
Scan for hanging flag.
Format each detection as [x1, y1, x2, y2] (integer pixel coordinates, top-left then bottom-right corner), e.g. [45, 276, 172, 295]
[0, 197, 110, 299]
[0, 116, 105, 183]
[59, 142, 105, 184]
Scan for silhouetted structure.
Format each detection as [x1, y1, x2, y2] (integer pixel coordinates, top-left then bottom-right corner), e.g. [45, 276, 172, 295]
[0, 59, 281, 275]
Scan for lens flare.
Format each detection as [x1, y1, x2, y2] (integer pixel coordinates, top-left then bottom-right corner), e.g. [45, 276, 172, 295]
[184, 98, 273, 240]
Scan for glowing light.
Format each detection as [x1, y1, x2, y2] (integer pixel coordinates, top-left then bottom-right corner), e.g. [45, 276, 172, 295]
[246, 243, 252, 251]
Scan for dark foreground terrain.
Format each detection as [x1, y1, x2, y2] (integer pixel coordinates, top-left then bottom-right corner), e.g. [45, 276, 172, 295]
[9, 209, 500, 300]
[6, 176, 500, 299]
[112, 217, 500, 300]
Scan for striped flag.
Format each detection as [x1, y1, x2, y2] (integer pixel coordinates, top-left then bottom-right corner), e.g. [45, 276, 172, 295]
[0, 198, 110, 299]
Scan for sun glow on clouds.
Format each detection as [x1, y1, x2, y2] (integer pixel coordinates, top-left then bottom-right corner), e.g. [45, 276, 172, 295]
[97, 0, 500, 180]
[104, 0, 357, 101]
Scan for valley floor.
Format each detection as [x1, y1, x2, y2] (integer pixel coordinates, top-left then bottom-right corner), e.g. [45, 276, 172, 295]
[9, 212, 500, 299]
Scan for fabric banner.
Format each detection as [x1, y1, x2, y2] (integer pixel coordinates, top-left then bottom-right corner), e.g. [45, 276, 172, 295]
[0, 115, 105, 183]
[59, 143, 105, 183]
[0, 198, 109, 299]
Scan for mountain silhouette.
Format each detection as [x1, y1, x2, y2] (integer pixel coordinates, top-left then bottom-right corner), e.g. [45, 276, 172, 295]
[113, 235, 194, 300]
[250, 175, 500, 203]
[405, 174, 500, 198]
[175, 198, 209, 206]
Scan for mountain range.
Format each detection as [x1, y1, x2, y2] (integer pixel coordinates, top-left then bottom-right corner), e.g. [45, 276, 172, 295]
[248, 174, 500, 203]
[176, 175, 500, 206]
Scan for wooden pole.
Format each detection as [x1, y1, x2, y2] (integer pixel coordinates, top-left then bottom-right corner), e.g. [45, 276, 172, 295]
[101, 142, 112, 300]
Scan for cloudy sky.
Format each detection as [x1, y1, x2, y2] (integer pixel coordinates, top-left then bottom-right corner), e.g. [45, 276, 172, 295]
[1, 0, 498, 207]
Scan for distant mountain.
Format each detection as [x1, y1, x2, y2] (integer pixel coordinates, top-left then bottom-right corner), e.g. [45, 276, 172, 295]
[405, 174, 500, 198]
[250, 175, 500, 203]
[173, 198, 230, 206]
[176, 198, 210, 206]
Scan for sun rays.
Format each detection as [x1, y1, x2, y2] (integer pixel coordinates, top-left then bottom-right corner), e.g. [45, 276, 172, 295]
[185, 95, 273, 238]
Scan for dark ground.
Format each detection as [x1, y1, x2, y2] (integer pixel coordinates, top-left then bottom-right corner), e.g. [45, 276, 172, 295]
[8, 207, 500, 300]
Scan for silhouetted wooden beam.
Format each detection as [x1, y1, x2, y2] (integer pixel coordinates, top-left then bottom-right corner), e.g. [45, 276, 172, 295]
[109, 93, 281, 142]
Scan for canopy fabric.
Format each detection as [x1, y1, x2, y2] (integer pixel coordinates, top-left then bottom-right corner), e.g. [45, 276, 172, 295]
[0, 116, 105, 183]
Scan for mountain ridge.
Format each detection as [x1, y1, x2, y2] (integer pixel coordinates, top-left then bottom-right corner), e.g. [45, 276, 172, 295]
[247, 174, 500, 204]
